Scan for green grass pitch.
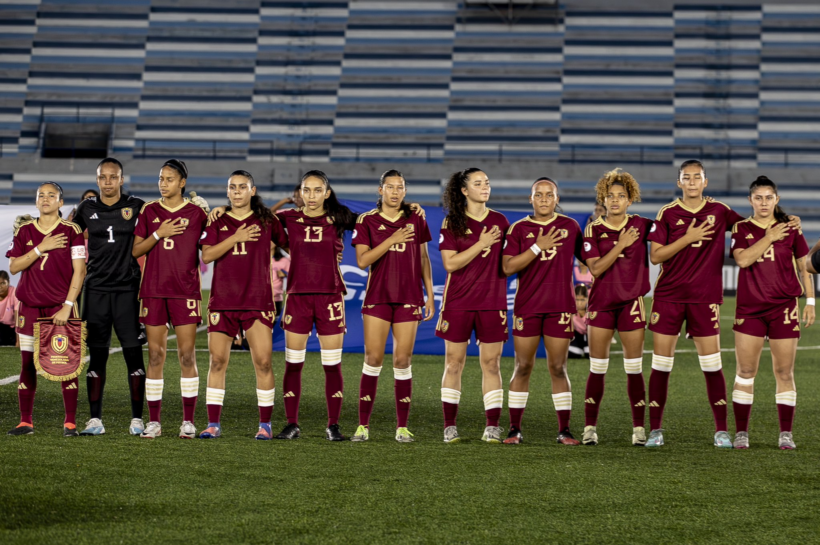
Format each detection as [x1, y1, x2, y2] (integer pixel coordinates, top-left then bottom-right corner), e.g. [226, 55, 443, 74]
[0, 297, 818, 544]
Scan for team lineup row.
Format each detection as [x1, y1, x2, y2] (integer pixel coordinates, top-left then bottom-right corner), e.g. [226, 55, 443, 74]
[4, 158, 818, 450]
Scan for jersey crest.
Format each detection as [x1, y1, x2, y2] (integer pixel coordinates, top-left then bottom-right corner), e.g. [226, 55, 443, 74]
[122, 208, 133, 221]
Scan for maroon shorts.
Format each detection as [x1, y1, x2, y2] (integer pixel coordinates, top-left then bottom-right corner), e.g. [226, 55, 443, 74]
[435, 309, 508, 344]
[140, 298, 202, 328]
[733, 300, 801, 340]
[207, 310, 275, 337]
[281, 293, 346, 336]
[362, 303, 422, 324]
[16, 302, 78, 337]
[512, 312, 575, 339]
[648, 299, 720, 338]
[587, 298, 647, 332]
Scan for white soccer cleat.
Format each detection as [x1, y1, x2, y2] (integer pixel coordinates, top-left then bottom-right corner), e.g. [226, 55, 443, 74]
[129, 418, 145, 436]
[443, 425, 460, 444]
[632, 426, 647, 446]
[582, 425, 598, 446]
[481, 426, 502, 443]
[179, 421, 196, 439]
[140, 421, 162, 439]
[79, 418, 105, 436]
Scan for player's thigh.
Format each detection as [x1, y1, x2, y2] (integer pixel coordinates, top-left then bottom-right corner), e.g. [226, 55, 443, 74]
[285, 331, 309, 351]
[588, 325, 615, 359]
[618, 328, 645, 360]
[692, 334, 720, 356]
[173, 323, 199, 354]
[363, 312, 392, 363]
[543, 335, 571, 370]
[111, 291, 142, 348]
[245, 319, 273, 371]
[768, 337, 798, 385]
[83, 290, 114, 347]
[733, 330, 764, 375]
[207, 330, 233, 372]
[443, 340, 468, 368]
[477, 341, 503, 374]
[391, 320, 420, 364]
[317, 333, 344, 351]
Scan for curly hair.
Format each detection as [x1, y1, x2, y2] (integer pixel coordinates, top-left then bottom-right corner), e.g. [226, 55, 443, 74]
[443, 167, 483, 239]
[595, 168, 641, 206]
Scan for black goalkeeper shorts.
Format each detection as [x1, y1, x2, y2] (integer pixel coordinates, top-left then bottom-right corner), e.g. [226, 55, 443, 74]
[82, 289, 145, 348]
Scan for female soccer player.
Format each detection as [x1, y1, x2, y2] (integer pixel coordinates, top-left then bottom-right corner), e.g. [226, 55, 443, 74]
[437, 168, 508, 444]
[502, 178, 583, 445]
[645, 160, 800, 448]
[132, 159, 208, 439]
[581, 169, 653, 446]
[199, 170, 288, 440]
[730, 176, 814, 450]
[350, 170, 435, 443]
[6, 182, 86, 436]
[275, 170, 357, 441]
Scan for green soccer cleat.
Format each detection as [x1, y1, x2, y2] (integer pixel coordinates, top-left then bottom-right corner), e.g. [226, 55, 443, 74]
[714, 431, 733, 448]
[645, 428, 664, 447]
[395, 427, 414, 443]
[350, 425, 369, 442]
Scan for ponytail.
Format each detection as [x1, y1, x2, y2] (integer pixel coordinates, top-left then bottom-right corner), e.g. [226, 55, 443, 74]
[377, 169, 412, 217]
[749, 175, 789, 224]
[301, 170, 356, 238]
[443, 167, 482, 238]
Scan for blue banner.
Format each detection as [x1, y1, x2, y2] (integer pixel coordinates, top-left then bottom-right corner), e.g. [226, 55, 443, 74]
[272, 200, 588, 357]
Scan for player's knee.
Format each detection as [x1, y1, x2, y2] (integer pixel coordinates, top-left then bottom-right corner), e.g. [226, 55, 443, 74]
[775, 368, 794, 384]
[548, 359, 568, 378]
[363, 350, 384, 368]
[443, 359, 465, 375]
[179, 350, 197, 371]
[513, 358, 534, 378]
[736, 365, 757, 379]
[147, 349, 165, 368]
[253, 357, 272, 375]
[393, 354, 412, 369]
[481, 357, 501, 376]
[209, 353, 229, 373]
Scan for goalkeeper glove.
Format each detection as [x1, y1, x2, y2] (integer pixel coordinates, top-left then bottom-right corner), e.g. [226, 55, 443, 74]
[189, 191, 210, 213]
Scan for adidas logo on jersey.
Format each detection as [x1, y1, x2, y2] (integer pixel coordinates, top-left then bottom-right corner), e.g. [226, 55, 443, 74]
[399, 397, 411, 403]
[378, 225, 387, 231]
[793, 325, 801, 331]
[466, 229, 473, 235]
[220, 226, 229, 231]
[526, 232, 535, 238]
[584, 398, 596, 404]
[634, 317, 642, 323]
[189, 311, 198, 317]
[153, 218, 161, 223]
[676, 219, 685, 226]
[283, 391, 295, 398]
[296, 218, 304, 223]
[332, 391, 343, 398]
[713, 399, 727, 406]
[746, 234, 754, 239]
[360, 395, 372, 402]
[90, 213, 99, 220]
[26, 240, 32, 246]
[600, 233, 608, 238]
[565, 326, 572, 332]
[649, 401, 660, 407]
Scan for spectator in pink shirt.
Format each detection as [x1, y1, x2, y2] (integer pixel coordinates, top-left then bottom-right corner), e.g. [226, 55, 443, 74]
[0, 271, 19, 345]
[569, 284, 589, 359]
[271, 244, 291, 318]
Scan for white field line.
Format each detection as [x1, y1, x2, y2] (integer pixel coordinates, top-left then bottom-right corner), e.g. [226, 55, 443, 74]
[0, 325, 207, 386]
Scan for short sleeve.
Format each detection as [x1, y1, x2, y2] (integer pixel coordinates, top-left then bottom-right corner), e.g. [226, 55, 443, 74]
[6, 228, 25, 259]
[439, 220, 458, 252]
[418, 217, 432, 245]
[726, 207, 745, 230]
[201, 220, 219, 247]
[582, 225, 600, 261]
[730, 223, 750, 253]
[351, 216, 373, 248]
[134, 207, 149, 239]
[503, 224, 522, 257]
[69, 227, 86, 259]
[647, 213, 668, 245]
[794, 231, 810, 260]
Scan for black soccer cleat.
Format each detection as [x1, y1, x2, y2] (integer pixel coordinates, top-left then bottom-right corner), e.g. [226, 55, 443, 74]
[503, 427, 523, 445]
[63, 425, 79, 437]
[325, 424, 347, 441]
[556, 428, 580, 446]
[274, 423, 301, 440]
[7, 423, 34, 436]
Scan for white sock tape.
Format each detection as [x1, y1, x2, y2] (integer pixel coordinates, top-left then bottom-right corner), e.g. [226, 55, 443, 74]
[732, 389, 754, 405]
[776, 391, 796, 407]
[508, 390, 529, 409]
[735, 375, 755, 386]
[362, 363, 382, 377]
[285, 348, 306, 362]
[19, 334, 34, 352]
[441, 387, 461, 404]
[552, 392, 572, 411]
[256, 388, 275, 407]
[483, 389, 503, 410]
[623, 357, 643, 375]
[698, 353, 722, 373]
[145, 378, 164, 402]
[651, 354, 674, 372]
[206, 387, 224, 406]
[394, 366, 412, 380]
[321, 349, 342, 366]
[589, 358, 609, 374]
[180, 376, 199, 398]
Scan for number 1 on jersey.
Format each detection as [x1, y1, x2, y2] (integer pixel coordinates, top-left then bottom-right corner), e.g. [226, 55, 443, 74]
[107, 225, 114, 243]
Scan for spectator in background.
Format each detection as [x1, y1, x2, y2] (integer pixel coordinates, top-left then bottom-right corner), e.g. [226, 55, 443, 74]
[569, 284, 589, 359]
[574, 257, 593, 287]
[271, 243, 290, 319]
[0, 271, 18, 345]
[271, 183, 305, 213]
[586, 202, 606, 229]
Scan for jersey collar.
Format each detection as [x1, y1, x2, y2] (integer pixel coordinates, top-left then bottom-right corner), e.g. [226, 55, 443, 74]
[600, 214, 629, 231]
[465, 208, 489, 222]
[379, 210, 404, 223]
[676, 197, 707, 214]
[749, 216, 776, 229]
[159, 198, 189, 213]
[33, 217, 61, 235]
[226, 210, 254, 221]
[526, 213, 559, 226]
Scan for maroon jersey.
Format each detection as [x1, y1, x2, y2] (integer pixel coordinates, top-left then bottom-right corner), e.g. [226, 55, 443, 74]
[134, 199, 208, 300]
[648, 198, 744, 304]
[583, 215, 653, 311]
[731, 218, 810, 318]
[352, 208, 432, 306]
[7, 219, 85, 307]
[504, 214, 582, 314]
[278, 208, 345, 294]
[201, 210, 288, 312]
[439, 209, 509, 311]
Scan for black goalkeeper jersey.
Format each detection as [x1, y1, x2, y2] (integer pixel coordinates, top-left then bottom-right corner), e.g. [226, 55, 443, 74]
[74, 194, 144, 292]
